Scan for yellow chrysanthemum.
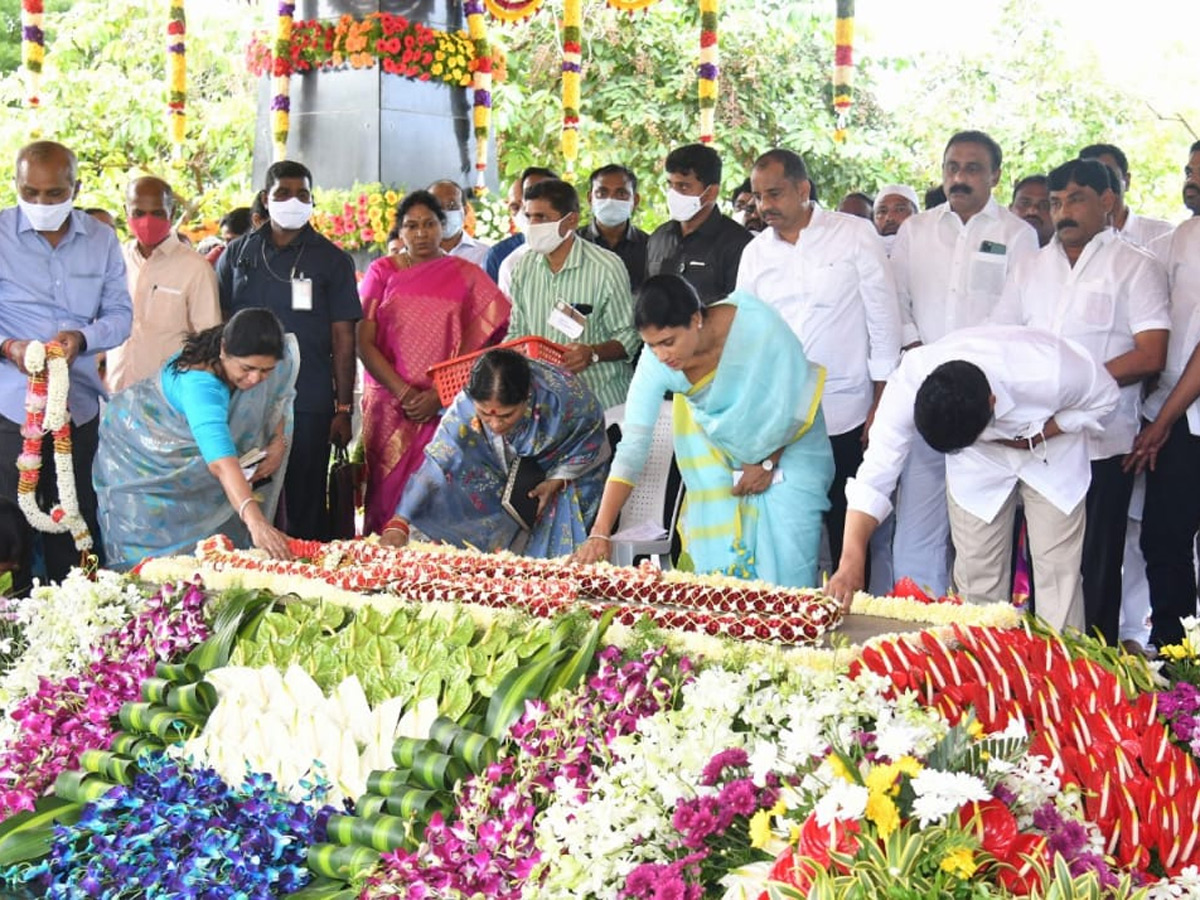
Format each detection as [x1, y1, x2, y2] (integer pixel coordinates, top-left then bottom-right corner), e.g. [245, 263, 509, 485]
[940, 848, 978, 879]
[749, 809, 774, 849]
[827, 755, 854, 783]
[865, 763, 900, 796]
[895, 756, 923, 777]
[865, 791, 900, 839]
[967, 720, 985, 739]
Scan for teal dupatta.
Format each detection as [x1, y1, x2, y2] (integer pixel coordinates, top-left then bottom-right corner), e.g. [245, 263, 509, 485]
[610, 292, 834, 587]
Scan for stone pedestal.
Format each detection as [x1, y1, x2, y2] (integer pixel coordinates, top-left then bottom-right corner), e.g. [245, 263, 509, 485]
[251, 0, 496, 195]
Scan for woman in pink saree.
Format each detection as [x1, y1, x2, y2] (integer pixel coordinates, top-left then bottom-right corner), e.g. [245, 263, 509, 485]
[357, 189, 510, 534]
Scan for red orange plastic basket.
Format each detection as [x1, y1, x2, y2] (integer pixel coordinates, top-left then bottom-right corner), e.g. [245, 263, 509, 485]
[429, 336, 567, 406]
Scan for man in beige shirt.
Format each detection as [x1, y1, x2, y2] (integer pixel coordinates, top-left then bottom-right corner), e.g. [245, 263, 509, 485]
[106, 176, 220, 392]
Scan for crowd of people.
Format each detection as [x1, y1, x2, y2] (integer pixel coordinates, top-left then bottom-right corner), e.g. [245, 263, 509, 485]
[3, 129, 1200, 650]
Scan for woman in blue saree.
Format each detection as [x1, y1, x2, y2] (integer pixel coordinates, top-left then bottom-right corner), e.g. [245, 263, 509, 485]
[94, 309, 299, 569]
[380, 348, 610, 557]
[574, 274, 834, 587]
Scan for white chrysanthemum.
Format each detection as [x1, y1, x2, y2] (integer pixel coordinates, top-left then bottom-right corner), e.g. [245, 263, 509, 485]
[813, 779, 868, 825]
[910, 769, 991, 825]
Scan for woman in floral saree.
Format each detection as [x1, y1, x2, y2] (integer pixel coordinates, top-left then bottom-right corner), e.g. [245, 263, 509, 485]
[357, 189, 509, 535]
[574, 274, 833, 587]
[381, 349, 610, 558]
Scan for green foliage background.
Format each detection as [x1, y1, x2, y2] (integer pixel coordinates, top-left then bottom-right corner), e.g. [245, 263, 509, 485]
[0, 0, 1195, 234]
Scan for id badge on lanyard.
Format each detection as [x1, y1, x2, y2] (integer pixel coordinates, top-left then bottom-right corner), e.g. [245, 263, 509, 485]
[291, 277, 313, 311]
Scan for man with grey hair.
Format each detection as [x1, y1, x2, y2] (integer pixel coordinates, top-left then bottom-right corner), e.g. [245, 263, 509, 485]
[105, 175, 220, 393]
[0, 140, 133, 586]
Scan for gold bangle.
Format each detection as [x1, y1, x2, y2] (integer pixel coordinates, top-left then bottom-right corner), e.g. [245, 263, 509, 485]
[237, 496, 255, 521]
[587, 533, 611, 543]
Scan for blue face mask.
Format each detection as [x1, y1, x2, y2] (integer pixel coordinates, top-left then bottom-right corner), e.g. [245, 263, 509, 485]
[591, 197, 633, 228]
[441, 209, 465, 239]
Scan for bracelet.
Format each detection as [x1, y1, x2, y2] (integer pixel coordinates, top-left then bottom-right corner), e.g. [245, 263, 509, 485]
[382, 517, 410, 535]
[587, 533, 611, 543]
[335, 402, 353, 415]
[237, 496, 255, 521]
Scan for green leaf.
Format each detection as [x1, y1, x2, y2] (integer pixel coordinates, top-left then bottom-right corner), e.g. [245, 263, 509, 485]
[544, 608, 617, 699]
[305, 843, 381, 881]
[186, 589, 276, 672]
[0, 796, 83, 867]
[484, 648, 569, 738]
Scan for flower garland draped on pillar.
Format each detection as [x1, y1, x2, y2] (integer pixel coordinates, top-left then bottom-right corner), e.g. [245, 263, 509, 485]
[697, 0, 718, 143]
[560, 0, 582, 175]
[167, 0, 187, 155]
[21, 0, 44, 109]
[833, 0, 854, 142]
[272, 1, 295, 161]
[465, 0, 493, 192]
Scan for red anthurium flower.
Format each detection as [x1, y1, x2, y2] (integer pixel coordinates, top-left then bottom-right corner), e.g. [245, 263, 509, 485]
[994, 833, 1048, 895]
[959, 798, 1019, 859]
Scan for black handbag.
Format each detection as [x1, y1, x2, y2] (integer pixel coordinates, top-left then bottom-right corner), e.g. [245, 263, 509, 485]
[327, 445, 358, 539]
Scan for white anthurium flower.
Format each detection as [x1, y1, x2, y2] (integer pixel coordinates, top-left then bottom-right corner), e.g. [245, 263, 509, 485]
[329, 675, 373, 745]
[283, 664, 326, 709]
[396, 696, 440, 739]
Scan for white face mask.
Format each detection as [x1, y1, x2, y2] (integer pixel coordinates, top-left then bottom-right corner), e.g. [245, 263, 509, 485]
[18, 197, 74, 232]
[441, 209, 465, 240]
[730, 209, 748, 227]
[525, 219, 570, 256]
[268, 197, 313, 231]
[513, 211, 530, 234]
[666, 187, 707, 223]
[881, 233, 897, 256]
[591, 197, 633, 228]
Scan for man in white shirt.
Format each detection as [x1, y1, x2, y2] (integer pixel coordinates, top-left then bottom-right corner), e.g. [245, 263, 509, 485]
[995, 158, 1168, 645]
[872, 184, 919, 256]
[887, 130, 1039, 596]
[428, 179, 491, 268]
[1079, 143, 1173, 248]
[737, 148, 902, 570]
[827, 327, 1120, 632]
[1009, 175, 1054, 248]
[1127, 216, 1200, 648]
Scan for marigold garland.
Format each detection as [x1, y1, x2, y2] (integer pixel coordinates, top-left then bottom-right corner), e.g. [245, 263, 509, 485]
[604, 0, 663, 11]
[697, 0, 719, 143]
[560, 0, 582, 174]
[271, 1, 294, 161]
[833, 0, 854, 142]
[483, 0, 546, 24]
[167, 0, 186, 152]
[17, 341, 93, 556]
[20, 0, 44, 108]
[465, 0, 493, 190]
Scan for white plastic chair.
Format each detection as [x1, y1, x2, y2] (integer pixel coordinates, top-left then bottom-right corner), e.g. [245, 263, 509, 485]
[611, 400, 682, 570]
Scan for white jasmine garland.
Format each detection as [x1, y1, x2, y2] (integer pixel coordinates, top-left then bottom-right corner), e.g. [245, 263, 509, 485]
[17, 341, 92, 552]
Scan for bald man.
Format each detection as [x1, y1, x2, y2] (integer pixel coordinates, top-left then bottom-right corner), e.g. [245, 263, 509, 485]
[105, 175, 220, 392]
[0, 140, 132, 585]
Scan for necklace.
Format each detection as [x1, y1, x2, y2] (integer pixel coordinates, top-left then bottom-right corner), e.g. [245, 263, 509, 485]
[16, 341, 93, 555]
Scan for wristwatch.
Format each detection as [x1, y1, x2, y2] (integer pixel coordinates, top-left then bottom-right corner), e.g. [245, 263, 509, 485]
[760, 458, 775, 472]
[590, 348, 600, 365]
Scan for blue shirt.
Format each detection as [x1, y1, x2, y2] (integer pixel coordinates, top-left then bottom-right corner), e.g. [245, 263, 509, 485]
[216, 224, 360, 414]
[160, 360, 236, 463]
[0, 207, 133, 425]
[484, 233, 525, 282]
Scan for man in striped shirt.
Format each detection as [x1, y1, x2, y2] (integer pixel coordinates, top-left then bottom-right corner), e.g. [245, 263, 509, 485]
[506, 178, 638, 412]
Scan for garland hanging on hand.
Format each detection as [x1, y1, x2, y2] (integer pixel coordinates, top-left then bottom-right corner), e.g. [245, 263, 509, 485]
[21, 0, 44, 109]
[167, 0, 187, 153]
[697, 0, 719, 143]
[465, 0, 493, 190]
[560, 0, 582, 173]
[272, 1, 295, 161]
[17, 341, 93, 557]
[832, 0, 854, 142]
